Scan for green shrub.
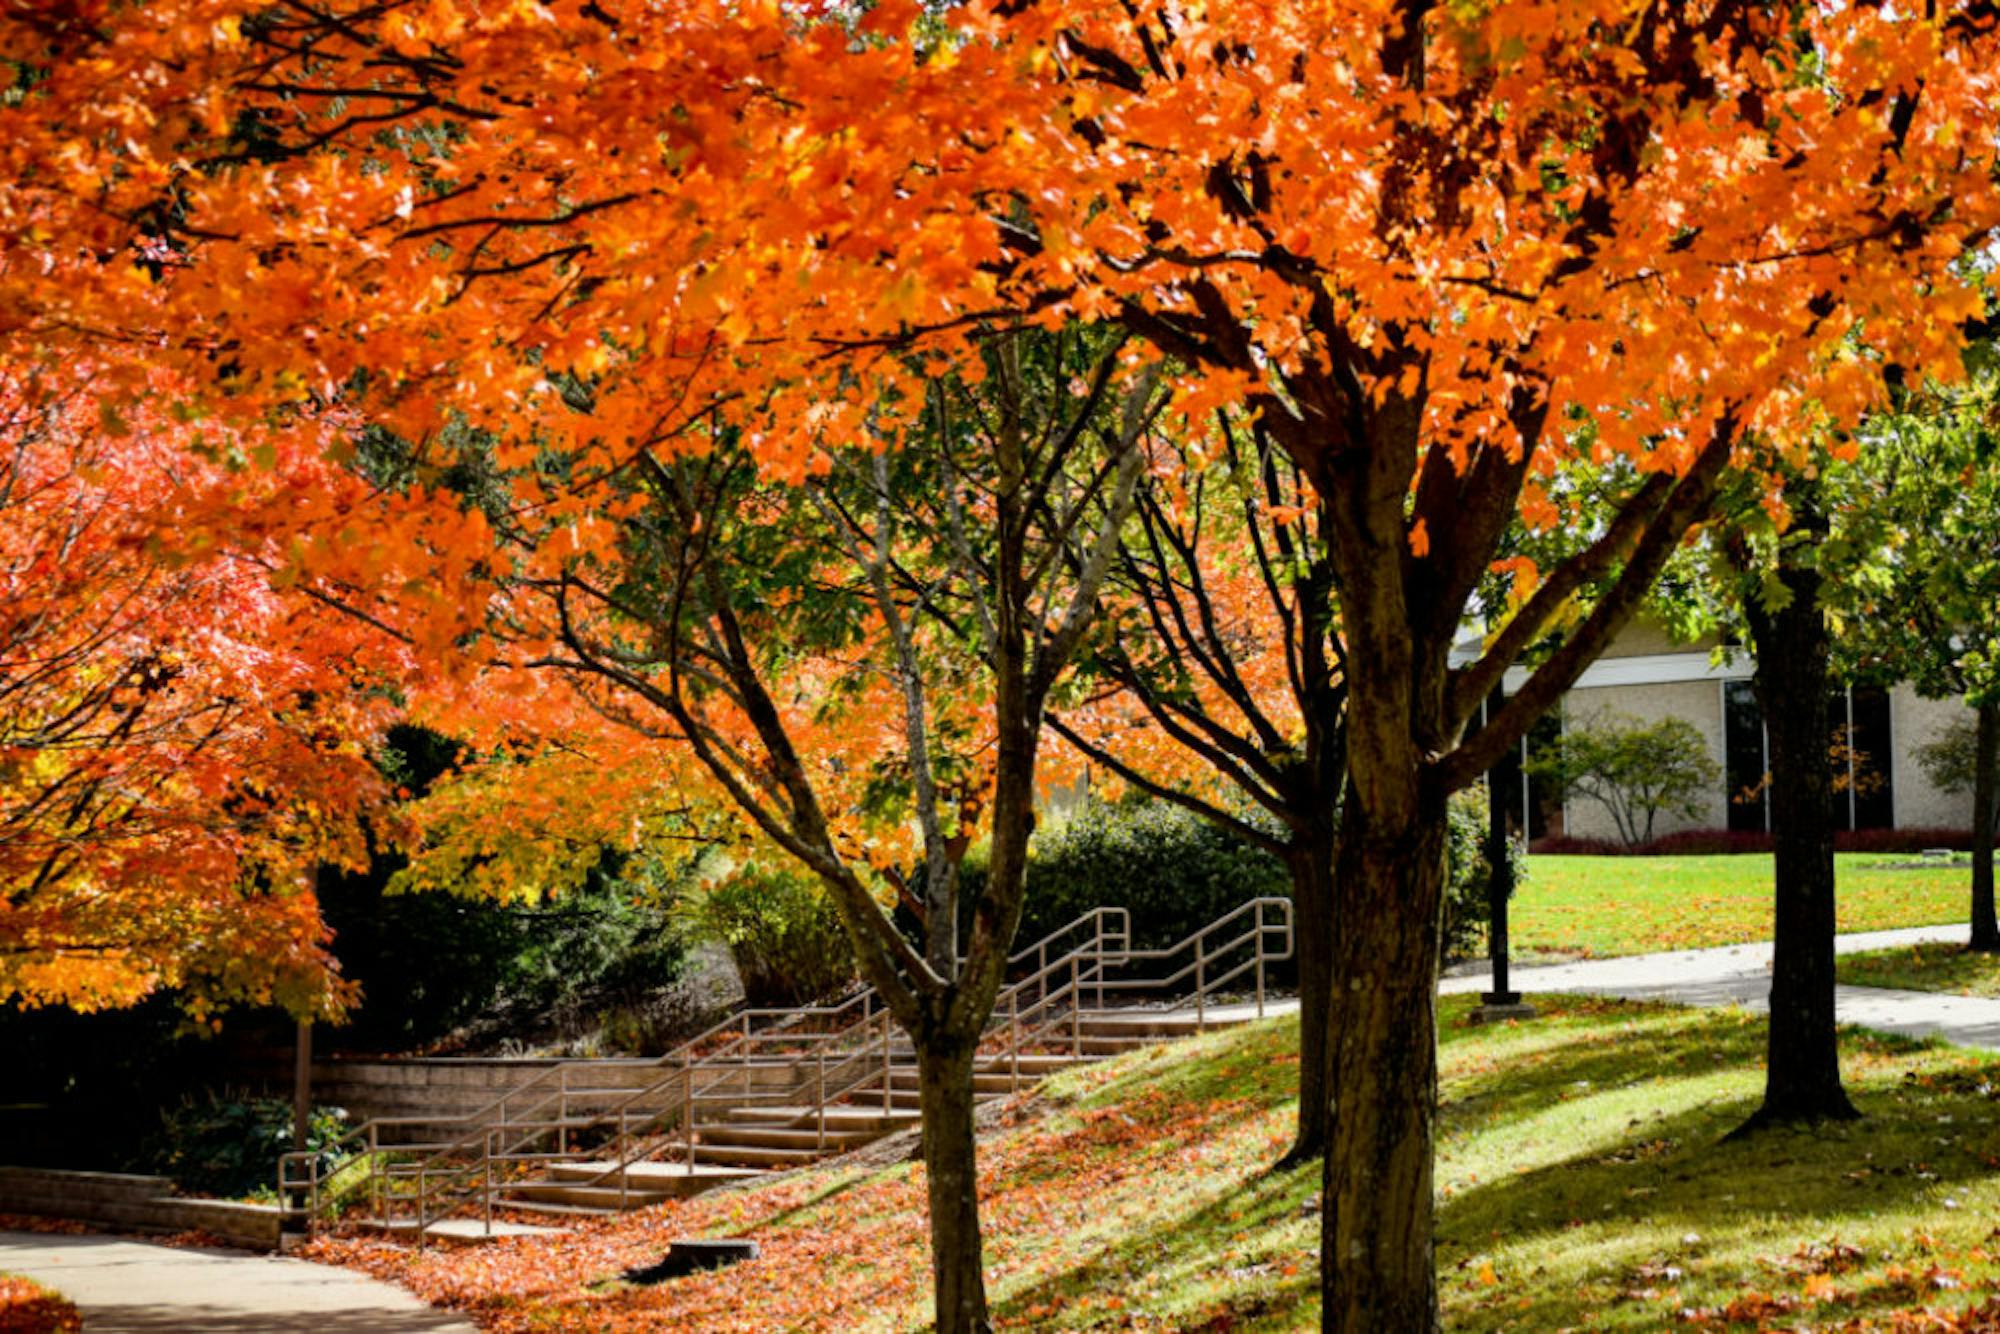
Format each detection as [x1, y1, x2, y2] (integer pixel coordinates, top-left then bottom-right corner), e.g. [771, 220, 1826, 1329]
[1008, 797, 1292, 955]
[691, 865, 858, 1007]
[1443, 785, 1523, 962]
[984, 792, 1506, 973]
[140, 1090, 350, 1200]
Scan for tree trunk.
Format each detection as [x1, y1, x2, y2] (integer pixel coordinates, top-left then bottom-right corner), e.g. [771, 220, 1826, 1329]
[1281, 827, 1336, 1166]
[1970, 702, 2000, 952]
[1737, 518, 1857, 1132]
[915, 1039, 989, 1334]
[1320, 792, 1446, 1333]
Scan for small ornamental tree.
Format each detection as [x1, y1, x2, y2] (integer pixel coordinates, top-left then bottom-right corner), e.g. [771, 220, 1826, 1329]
[1917, 718, 2000, 829]
[1527, 712, 1719, 848]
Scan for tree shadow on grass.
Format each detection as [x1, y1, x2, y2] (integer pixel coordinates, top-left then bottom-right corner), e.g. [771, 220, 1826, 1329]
[1437, 1018, 2000, 1331]
[984, 1156, 1320, 1331]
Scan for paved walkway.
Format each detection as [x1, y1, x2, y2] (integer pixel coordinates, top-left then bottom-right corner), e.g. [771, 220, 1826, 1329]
[0, 1231, 476, 1332]
[1439, 922, 2000, 1049]
[1201, 923, 2000, 1050]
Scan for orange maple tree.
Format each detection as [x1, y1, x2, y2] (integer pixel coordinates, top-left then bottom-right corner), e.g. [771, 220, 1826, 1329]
[7, 1, 2000, 1329]
[0, 361, 401, 1017]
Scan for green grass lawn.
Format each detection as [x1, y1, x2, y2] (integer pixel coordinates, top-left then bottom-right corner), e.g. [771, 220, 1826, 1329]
[1838, 941, 2000, 997]
[1511, 853, 1970, 958]
[319, 998, 2000, 1331]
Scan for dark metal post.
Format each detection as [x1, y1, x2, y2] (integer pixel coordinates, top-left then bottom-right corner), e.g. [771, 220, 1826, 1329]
[1483, 762, 1518, 1006]
[1472, 712, 1536, 1025]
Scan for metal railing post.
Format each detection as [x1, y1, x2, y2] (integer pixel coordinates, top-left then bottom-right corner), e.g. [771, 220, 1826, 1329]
[880, 1018, 892, 1114]
[416, 1163, 428, 1250]
[1255, 900, 1267, 1018]
[369, 1124, 381, 1221]
[558, 1067, 569, 1157]
[1196, 934, 1207, 1030]
[483, 1129, 494, 1236]
[1095, 922, 1105, 1017]
[619, 1109, 630, 1211]
[1009, 991, 1021, 1093]
[1070, 954, 1081, 1056]
[683, 1053, 695, 1177]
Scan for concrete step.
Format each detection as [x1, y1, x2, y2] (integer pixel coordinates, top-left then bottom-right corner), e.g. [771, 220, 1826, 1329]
[695, 1125, 879, 1152]
[886, 1070, 1036, 1094]
[497, 1181, 677, 1211]
[687, 1142, 823, 1170]
[723, 1106, 920, 1134]
[549, 1161, 762, 1197]
[551, 1087, 678, 1103]
[973, 1053, 1081, 1076]
[1076, 1009, 1267, 1037]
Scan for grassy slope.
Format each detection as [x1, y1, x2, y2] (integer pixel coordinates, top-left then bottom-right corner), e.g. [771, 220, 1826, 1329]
[315, 998, 2000, 1332]
[1512, 854, 1968, 958]
[1839, 942, 2000, 997]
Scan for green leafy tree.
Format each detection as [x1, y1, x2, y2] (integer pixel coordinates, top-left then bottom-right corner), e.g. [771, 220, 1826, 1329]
[1528, 712, 1719, 848]
[1648, 451, 1885, 1129]
[1846, 345, 2000, 949]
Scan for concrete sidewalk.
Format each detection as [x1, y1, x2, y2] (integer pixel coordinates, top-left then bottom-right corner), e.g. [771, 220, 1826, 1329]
[1441, 922, 2000, 1049]
[0, 1231, 476, 1332]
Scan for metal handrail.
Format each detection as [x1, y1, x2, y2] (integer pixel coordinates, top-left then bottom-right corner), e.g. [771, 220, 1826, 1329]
[282, 898, 1289, 1240]
[489, 901, 1284, 1222]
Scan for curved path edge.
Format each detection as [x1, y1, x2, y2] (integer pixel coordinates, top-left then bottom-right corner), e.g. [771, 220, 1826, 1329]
[0, 1230, 477, 1332]
[1438, 922, 2000, 1049]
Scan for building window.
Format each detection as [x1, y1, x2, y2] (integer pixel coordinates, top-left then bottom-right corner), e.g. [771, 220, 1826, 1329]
[1847, 686, 1894, 831]
[1482, 696, 1564, 841]
[1724, 681, 1768, 833]
[1722, 682, 1896, 832]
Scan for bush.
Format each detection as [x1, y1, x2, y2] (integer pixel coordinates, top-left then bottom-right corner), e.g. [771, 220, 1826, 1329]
[1442, 786, 1523, 963]
[998, 792, 1502, 971]
[322, 727, 697, 1052]
[690, 865, 858, 1008]
[1009, 797, 1292, 957]
[140, 1090, 349, 1200]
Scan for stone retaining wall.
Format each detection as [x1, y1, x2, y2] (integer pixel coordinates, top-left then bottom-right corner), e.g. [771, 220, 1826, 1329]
[0, 1167, 286, 1251]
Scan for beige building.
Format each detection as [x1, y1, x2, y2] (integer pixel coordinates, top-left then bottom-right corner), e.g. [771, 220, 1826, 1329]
[1478, 618, 1977, 845]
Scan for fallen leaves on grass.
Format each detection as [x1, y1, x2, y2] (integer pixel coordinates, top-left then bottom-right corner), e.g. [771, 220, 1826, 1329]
[305, 1047, 1298, 1332]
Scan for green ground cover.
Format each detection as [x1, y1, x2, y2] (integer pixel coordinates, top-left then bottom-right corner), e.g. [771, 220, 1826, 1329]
[1838, 941, 2000, 997]
[321, 998, 2000, 1331]
[1511, 853, 1969, 958]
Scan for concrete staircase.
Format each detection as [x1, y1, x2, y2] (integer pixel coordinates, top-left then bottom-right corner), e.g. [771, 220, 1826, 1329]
[486, 1011, 1243, 1222]
[282, 897, 1295, 1244]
